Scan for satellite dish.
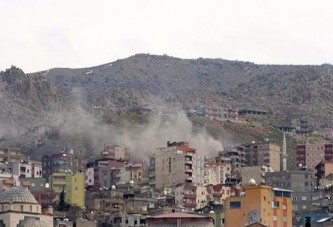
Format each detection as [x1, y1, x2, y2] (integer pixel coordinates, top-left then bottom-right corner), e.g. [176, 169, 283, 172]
[249, 179, 256, 186]
[111, 185, 116, 190]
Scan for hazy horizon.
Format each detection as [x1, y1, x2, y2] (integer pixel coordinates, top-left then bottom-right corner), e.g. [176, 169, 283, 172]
[1, 0, 333, 72]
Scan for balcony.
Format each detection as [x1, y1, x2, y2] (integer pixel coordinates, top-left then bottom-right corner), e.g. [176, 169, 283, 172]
[185, 159, 192, 164]
[185, 168, 192, 173]
[184, 194, 196, 199]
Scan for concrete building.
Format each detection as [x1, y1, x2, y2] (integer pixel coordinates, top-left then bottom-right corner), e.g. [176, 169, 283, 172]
[0, 160, 42, 179]
[175, 184, 208, 211]
[224, 184, 292, 227]
[146, 212, 214, 227]
[152, 141, 207, 189]
[42, 151, 84, 180]
[85, 189, 126, 214]
[101, 145, 127, 161]
[315, 161, 333, 187]
[237, 142, 281, 172]
[86, 158, 124, 188]
[49, 172, 85, 208]
[65, 172, 85, 208]
[264, 169, 317, 226]
[205, 160, 231, 185]
[0, 187, 53, 226]
[206, 184, 232, 205]
[240, 165, 272, 186]
[296, 143, 333, 170]
[0, 146, 24, 163]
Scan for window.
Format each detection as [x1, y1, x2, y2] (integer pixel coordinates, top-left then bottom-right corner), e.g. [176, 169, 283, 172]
[283, 204, 287, 210]
[21, 205, 23, 212]
[301, 196, 307, 201]
[273, 216, 277, 221]
[230, 201, 241, 209]
[283, 216, 287, 222]
[302, 205, 307, 209]
[272, 201, 279, 208]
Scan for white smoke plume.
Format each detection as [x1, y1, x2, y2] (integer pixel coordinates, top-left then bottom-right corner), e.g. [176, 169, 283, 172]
[49, 105, 223, 161]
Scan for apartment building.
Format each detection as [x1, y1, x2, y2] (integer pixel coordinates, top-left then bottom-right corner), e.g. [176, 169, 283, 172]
[0, 160, 42, 178]
[86, 158, 124, 187]
[206, 183, 232, 205]
[224, 184, 292, 227]
[175, 184, 208, 211]
[297, 143, 333, 170]
[49, 172, 85, 208]
[152, 141, 206, 189]
[0, 146, 24, 163]
[205, 160, 231, 185]
[42, 151, 84, 179]
[237, 141, 281, 171]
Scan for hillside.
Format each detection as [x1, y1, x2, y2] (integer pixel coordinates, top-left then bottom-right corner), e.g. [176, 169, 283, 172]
[32, 54, 333, 128]
[0, 66, 65, 137]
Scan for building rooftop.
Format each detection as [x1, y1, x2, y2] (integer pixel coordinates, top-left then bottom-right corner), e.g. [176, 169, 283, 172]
[0, 187, 38, 204]
[147, 212, 212, 220]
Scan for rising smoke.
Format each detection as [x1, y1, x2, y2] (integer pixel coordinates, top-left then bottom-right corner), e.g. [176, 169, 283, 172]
[49, 105, 223, 161]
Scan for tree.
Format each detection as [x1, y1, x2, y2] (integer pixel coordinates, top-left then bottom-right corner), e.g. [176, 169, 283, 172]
[57, 187, 68, 211]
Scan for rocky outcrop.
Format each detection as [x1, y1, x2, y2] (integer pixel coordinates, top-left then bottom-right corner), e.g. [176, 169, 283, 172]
[0, 66, 65, 135]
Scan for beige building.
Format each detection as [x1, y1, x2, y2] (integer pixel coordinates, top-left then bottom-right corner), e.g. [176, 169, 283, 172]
[0, 146, 24, 163]
[206, 184, 232, 205]
[240, 165, 272, 186]
[175, 184, 208, 211]
[205, 160, 232, 185]
[238, 142, 281, 171]
[0, 187, 53, 226]
[152, 141, 206, 189]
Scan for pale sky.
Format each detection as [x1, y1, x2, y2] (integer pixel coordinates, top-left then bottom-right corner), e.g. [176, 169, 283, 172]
[1, 0, 333, 72]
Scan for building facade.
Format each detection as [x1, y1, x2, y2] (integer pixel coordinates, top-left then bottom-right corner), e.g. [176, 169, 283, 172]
[175, 184, 208, 211]
[224, 184, 292, 227]
[152, 141, 206, 189]
[296, 143, 333, 170]
[42, 152, 83, 179]
[237, 142, 281, 171]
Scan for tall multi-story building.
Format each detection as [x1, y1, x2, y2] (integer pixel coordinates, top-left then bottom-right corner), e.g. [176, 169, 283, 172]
[296, 143, 333, 170]
[49, 172, 85, 208]
[224, 184, 292, 227]
[42, 151, 83, 180]
[151, 141, 206, 189]
[237, 141, 281, 171]
[175, 184, 208, 211]
[264, 169, 320, 226]
[65, 172, 85, 208]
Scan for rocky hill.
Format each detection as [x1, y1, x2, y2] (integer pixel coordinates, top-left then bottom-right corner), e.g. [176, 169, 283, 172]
[0, 66, 65, 137]
[33, 54, 333, 128]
